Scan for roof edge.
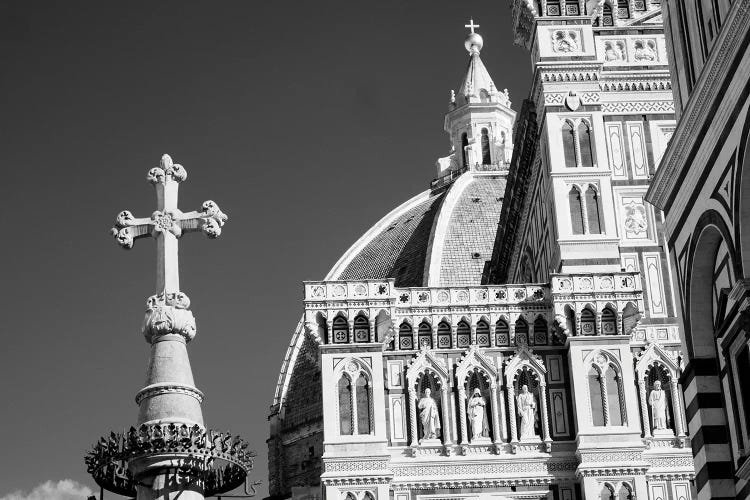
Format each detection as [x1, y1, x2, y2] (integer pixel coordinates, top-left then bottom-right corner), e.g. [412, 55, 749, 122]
[325, 189, 432, 280]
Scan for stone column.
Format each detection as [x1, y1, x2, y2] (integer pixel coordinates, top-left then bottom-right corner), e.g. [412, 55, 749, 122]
[616, 312, 624, 336]
[351, 377, 359, 435]
[616, 374, 627, 425]
[639, 376, 652, 439]
[596, 312, 602, 335]
[470, 324, 477, 345]
[600, 372, 610, 425]
[580, 188, 590, 234]
[458, 387, 468, 444]
[508, 385, 518, 443]
[539, 383, 552, 448]
[441, 387, 452, 445]
[499, 384, 508, 441]
[490, 384, 501, 444]
[409, 388, 418, 446]
[671, 380, 686, 437]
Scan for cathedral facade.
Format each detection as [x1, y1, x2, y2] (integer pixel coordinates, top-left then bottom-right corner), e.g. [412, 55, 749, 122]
[647, 0, 750, 498]
[269, 4, 696, 500]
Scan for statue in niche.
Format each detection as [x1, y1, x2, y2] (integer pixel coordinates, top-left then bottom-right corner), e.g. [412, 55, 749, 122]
[468, 388, 490, 441]
[418, 388, 441, 440]
[648, 380, 669, 431]
[517, 384, 538, 440]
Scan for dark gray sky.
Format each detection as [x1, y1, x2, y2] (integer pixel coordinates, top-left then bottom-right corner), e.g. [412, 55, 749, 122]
[0, 1, 530, 497]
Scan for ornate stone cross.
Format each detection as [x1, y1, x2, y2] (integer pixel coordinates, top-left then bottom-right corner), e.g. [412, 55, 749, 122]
[110, 154, 228, 295]
[465, 18, 480, 34]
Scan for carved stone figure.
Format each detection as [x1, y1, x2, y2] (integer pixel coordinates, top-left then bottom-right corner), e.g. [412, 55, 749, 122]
[604, 41, 625, 61]
[516, 384, 538, 440]
[468, 388, 489, 440]
[624, 201, 648, 238]
[634, 40, 656, 61]
[418, 388, 441, 440]
[649, 380, 668, 431]
[553, 30, 579, 53]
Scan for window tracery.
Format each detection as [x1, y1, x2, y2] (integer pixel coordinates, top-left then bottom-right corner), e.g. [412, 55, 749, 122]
[495, 319, 510, 346]
[476, 319, 491, 347]
[398, 322, 413, 350]
[335, 359, 374, 436]
[437, 321, 452, 349]
[353, 314, 370, 343]
[457, 320, 471, 348]
[418, 321, 432, 349]
[332, 315, 349, 344]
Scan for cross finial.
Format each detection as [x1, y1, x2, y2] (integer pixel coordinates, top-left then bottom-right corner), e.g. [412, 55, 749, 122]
[465, 18, 480, 34]
[110, 154, 228, 296]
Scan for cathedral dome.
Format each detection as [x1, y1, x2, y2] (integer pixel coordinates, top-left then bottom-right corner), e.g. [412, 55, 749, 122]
[325, 170, 506, 287]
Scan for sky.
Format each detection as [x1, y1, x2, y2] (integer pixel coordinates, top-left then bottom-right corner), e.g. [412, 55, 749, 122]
[0, 1, 530, 497]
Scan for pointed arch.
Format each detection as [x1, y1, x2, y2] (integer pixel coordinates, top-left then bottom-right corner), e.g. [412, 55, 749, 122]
[585, 185, 602, 234]
[398, 322, 414, 350]
[578, 120, 595, 168]
[515, 317, 530, 345]
[437, 320, 452, 349]
[406, 348, 450, 390]
[562, 120, 577, 167]
[476, 319, 491, 347]
[495, 318, 510, 346]
[601, 306, 617, 335]
[418, 320, 432, 349]
[457, 319, 471, 348]
[332, 315, 349, 344]
[356, 373, 372, 434]
[580, 307, 596, 335]
[569, 186, 585, 235]
[481, 128, 491, 164]
[353, 314, 370, 343]
[338, 375, 353, 435]
[533, 316, 548, 345]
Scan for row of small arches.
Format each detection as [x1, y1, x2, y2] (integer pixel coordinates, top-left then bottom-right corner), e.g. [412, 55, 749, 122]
[388, 317, 550, 351]
[562, 119, 595, 169]
[569, 184, 603, 235]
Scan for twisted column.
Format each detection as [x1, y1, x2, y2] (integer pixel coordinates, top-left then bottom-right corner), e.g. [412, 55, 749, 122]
[458, 388, 468, 444]
[490, 384, 501, 444]
[508, 385, 518, 443]
[639, 377, 652, 438]
[616, 374, 627, 425]
[600, 372, 610, 425]
[670, 380, 686, 437]
[540, 383, 552, 446]
[409, 388, 418, 446]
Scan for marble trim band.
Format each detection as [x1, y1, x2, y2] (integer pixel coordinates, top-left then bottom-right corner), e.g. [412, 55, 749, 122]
[135, 382, 205, 405]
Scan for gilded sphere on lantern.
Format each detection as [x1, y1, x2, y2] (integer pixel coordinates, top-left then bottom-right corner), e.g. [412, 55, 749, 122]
[464, 32, 483, 53]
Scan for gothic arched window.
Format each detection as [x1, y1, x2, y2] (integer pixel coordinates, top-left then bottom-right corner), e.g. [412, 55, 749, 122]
[602, 3, 614, 26]
[617, 0, 630, 18]
[578, 121, 595, 168]
[601, 307, 617, 335]
[418, 321, 432, 349]
[581, 308, 596, 335]
[437, 321, 452, 349]
[457, 320, 471, 348]
[533, 317, 548, 345]
[589, 367, 605, 426]
[562, 121, 577, 167]
[515, 318, 529, 345]
[338, 376, 353, 435]
[495, 319, 509, 346]
[332, 316, 349, 344]
[476, 320, 490, 347]
[606, 366, 625, 425]
[481, 128, 491, 165]
[353, 314, 370, 343]
[356, 374, 372, 434]
[569, 187, 585, 235]
[461, 132, 469, 168]
[398, 323, 413, 350]
[585, 186, 602, 234]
